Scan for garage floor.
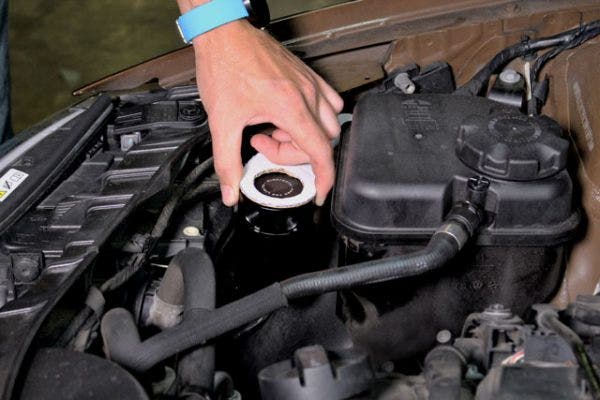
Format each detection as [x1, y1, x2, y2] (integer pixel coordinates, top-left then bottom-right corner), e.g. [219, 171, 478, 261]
[8, 0, 348, 133]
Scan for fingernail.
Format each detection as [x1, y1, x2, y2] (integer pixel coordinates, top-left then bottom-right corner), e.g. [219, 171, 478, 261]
[221, 185, 236, 207]
[315, 195, 325, 207]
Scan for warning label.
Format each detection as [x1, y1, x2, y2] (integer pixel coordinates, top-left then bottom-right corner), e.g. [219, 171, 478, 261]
[0, 169, 28, 202]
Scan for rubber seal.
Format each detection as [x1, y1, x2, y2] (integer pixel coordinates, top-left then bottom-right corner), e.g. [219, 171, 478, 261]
[240, 153, 316, 209]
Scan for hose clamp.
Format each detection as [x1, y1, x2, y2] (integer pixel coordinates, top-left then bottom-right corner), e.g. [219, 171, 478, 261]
[434, 222, 470, 250]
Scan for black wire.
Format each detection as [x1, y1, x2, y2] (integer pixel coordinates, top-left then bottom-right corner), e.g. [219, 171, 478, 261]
[58, 156, 215, 348]
[528, 21, 600, 115]
[457, 19, 600, 97]
[531, 21, 600, 80]
[182, 180, 220, 202]
[56, 307, 94, 347]
[151, 157, 214, 238]
[541, 312, 600, 399]
[99, 253, 146, 293]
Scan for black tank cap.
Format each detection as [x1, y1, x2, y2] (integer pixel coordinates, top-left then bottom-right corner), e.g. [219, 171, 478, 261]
[456, 112, 569, 181]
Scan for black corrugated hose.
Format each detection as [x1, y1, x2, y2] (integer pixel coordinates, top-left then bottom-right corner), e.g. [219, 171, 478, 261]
[101, 201, 483, 372]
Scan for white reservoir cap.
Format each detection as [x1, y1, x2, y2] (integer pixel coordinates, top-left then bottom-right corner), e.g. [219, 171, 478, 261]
[240, 153, 316, 209]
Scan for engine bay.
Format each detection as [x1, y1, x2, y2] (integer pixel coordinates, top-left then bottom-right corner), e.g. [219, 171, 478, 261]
[0, 13, 599, 400]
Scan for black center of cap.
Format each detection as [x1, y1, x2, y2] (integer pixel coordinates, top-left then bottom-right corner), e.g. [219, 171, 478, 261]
[489, 116, 541, 144]
[254, 172, 303, 198]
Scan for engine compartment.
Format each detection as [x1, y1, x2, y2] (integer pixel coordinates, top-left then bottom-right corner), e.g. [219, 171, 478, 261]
[0, 12, 599, 400]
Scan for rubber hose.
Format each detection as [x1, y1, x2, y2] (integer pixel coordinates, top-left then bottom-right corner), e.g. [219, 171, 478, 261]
[424, 345, 467, 400]
[281, 232, 459, 300]
[101, 283, 288, 372]
[102, 212, 478, 372]
[156, 248, 216, 313]
[153, 248, 217, 393]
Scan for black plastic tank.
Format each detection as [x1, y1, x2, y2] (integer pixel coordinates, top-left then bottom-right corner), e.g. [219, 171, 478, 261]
[331, 91, 580, 363]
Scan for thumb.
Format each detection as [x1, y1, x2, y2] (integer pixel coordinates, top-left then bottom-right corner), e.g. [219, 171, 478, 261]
[209, 117, 244, 207]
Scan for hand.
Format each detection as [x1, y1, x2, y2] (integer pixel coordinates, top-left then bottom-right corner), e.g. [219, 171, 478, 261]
[190, 20, 343, 206]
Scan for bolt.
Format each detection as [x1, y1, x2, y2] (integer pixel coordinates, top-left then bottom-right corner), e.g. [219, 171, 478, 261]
[380, 361, 395, 373]
[484, 304, 512, 319]
[436, 329, 452, 344]
[179, 104, 203, 121]
[182, 226, 201, 237]
[120, 132, 142, 152]
[499, 69, 521, 85]
[394, 72, 416, 94]
[468, 176, 491, 192]
[13, 257, 40, 282]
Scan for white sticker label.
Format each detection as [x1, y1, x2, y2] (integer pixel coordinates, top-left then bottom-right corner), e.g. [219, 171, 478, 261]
[0, 168, 28, 202]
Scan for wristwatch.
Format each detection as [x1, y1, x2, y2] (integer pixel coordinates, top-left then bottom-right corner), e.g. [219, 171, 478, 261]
[176, 0, 270, 44]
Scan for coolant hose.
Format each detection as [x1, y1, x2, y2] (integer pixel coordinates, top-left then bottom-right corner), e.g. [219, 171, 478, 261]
[102, 283, 288, 372]
[424, 345, 467, 400]
[101, 203, 482, 372]
[281, 200, 482, 299]
[281, 230, 460, 300]
[154, 247, 217, 394]
[153, 247, 216, 312]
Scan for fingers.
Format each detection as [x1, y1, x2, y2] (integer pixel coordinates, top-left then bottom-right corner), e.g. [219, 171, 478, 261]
[273, 99, 335, 206]
[250, 132, 310, 165]
[209, 116, 244, 207]
[302, 74, 342, 139]
[317, 96, 342, 139]
[311, 71, 344, 113]
[271, 129, 292, 142]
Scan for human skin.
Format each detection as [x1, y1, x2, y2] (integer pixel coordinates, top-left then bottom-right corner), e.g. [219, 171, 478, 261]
[176, 0, 343, 206]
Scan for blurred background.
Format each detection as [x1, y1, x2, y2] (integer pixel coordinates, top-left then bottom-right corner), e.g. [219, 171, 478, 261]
[8, 0, 348, 133]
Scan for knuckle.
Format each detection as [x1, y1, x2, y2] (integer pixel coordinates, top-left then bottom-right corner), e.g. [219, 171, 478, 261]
[317, 168, 335, 192]
[330, 123, 342, 138]
[302, 81, 318, 101]
[212, 158, 228, 176]
[334, 95, 344, 112]
[273, 80, 299, 98]
[311, 144, 333, 165]
[211, 152, 233, 176]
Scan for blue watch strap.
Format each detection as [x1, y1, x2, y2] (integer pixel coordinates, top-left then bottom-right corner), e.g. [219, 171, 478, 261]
[176, 0, 249, 44]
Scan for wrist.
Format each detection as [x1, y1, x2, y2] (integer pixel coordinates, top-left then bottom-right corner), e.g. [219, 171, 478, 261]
[176, 0, 250, 45]
[176, 0, 210, 14]
[192, 19, 253, 53]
